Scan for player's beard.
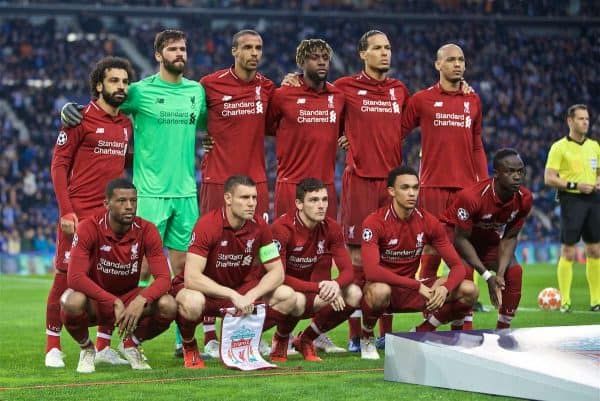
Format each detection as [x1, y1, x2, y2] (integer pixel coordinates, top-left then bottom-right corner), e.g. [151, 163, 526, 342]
[163, 57, 186, 75]
[102, 88, 127, 108]
[374, 66, 390, 74]
[305, 69, 327, 84]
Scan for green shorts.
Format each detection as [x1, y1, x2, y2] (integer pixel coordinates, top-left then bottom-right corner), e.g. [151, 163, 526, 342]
[137, 196, 199, 251]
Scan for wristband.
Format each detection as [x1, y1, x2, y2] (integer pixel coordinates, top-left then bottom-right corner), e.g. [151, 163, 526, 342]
[481, 270, 492, 281]
[566, 182, 577, 190]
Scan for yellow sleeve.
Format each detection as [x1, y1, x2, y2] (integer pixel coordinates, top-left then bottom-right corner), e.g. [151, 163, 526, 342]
[545, 141, 563, 170]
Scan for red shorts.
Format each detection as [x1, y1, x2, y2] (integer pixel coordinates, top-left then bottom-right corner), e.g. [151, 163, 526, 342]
[201, 181, 270, 221]
[54, 209, 104, 272]
[170, 279, 261, 317]
[274, 182, 337, 219]
[387, 277, 437, 313]
[93, 287, 144, 326]
[300, 293, 317, 319]
[341, 168, 390, 245]
[418, 187, 461, 219]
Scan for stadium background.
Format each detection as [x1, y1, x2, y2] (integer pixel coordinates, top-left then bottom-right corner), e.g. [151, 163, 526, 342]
[1, 0, 599, 274]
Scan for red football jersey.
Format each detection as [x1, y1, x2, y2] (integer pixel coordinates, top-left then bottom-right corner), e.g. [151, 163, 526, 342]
[441, 178, 532, 252]
[200, 68, 275, 184]
[266, 77, 345, 184]
[402, 83, 487, 189]
[184, 208, 279, 289]
[51, 101, 131, 218]
[361, 204, 466, 292]
[67, 213, 171, 305]
[334, 72, 410, 178]
[271, 210, 353, 293]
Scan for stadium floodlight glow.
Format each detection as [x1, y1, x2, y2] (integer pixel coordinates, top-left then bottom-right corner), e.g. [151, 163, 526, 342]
[66, 33, 79, 42]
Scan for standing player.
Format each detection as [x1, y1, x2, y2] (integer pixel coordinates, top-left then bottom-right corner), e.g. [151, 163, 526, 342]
[402, 43, 487, 329]
[61, 29, 208, 355]
[46, 57, 134, 368]
[171, 175, 296, 368]
[61, 179, 176, 373]
[269, 178, 362, 362]
[442, 149, 532, 328]
[544, 105, 600, 312]
[200, 29, 274, 219]
[360, 166, 477, 360]
[334, 30, 410, 351]
[198, 30, 275, 354]
[267, 39, 344, 219]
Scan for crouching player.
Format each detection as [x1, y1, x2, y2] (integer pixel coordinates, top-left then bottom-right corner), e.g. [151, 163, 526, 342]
[60, 178, 176, 373]
[442, 148, 532, 329]
[269, 178, 362, 362]
[359, 166, 478, 359]
[172, 175, 296, 368]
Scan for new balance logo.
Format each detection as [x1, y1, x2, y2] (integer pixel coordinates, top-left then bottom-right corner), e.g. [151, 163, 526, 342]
[100, 245, 112, 252]
[221, 240, 228, 246]
[96, 127, 105, 134]
[434, 101, 443, 107]
[155, 98, 165, 104]
[222, 95, 232, 101]
[293, 246, 304, 252]
[387, 238, 398, 246]
[297, 98, 306, 104]
[357, 90, 367, 96]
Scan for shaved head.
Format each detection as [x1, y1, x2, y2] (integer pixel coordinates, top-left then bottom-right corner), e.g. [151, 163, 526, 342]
[436, 43, 463, 61]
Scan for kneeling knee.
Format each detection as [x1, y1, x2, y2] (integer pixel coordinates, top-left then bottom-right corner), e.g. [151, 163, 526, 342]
[60, 289, 87, 314]
[364, 282, 391, 308]
[459, 280, 479, 305]
[157, 294, 178, 319]
[344, 284, 363, 308]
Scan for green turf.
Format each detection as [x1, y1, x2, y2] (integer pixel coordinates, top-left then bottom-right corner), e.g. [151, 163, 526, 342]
[1, 263, 598, 401]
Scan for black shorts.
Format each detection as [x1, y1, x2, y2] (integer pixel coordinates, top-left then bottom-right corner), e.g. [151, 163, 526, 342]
[558, 192, 600, 245]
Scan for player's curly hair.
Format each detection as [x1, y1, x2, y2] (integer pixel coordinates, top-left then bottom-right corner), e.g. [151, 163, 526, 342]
[89, 56, 135, 99]
[295, 39, 333, 68]
[154, 29, 186, 53]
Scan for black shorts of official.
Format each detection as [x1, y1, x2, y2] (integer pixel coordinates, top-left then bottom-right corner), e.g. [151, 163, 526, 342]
[558, 191, 600, 245]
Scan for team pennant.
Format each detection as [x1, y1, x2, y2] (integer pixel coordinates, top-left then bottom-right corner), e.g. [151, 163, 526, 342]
[220, 304, 277, 370]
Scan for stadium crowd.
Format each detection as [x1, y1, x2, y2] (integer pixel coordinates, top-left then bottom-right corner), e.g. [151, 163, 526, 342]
[0, 13, 598, 255]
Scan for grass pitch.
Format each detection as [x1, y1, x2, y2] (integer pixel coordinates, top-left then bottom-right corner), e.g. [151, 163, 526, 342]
[1, 263, 598, 401]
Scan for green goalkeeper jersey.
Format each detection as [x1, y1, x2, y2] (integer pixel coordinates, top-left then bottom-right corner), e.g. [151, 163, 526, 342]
[121, 74, 207, 197]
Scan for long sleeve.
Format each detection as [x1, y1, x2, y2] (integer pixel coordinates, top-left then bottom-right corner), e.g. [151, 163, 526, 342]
[330, 225, 353, 288]
[140, 224, 172, 304]
[472, 97, 488, 180]
[51, 125, 85, 216]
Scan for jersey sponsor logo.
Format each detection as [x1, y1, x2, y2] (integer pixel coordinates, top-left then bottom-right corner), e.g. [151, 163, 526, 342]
[130, 243, 139, 260]
[457, 208, 470, 221]
[434, 101, 443, 107]
[221, 240, 228, 247]
[94, 139, 127, 156]
[100, 244, 112, 252]
[360, 99, 399, 114]
[357, 90, 367, 96]
[297, 98, 306, 104]
[434, 112, 468, 128]
[222, 99, 262, 116]
[222, 95, 233, 101]
[317, 240, 325, 255]
[297, 109, 335, 124]
[96, 257, 136, 276]
[56, 131, 68, 146]
[242, 254, 253, 266]
[362, 228, 373, 242]
[387, 238, 398, 246]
